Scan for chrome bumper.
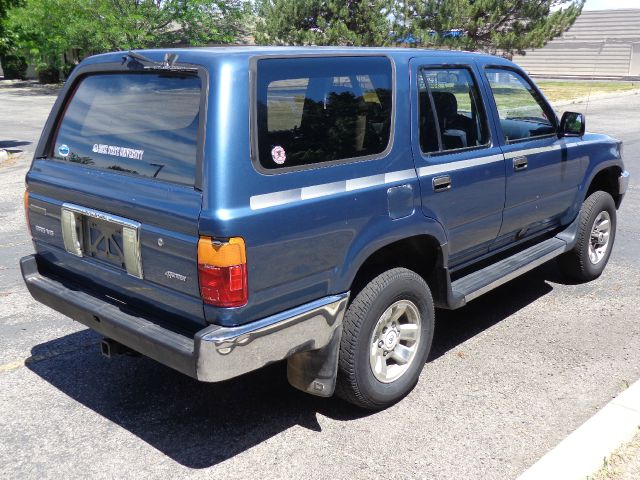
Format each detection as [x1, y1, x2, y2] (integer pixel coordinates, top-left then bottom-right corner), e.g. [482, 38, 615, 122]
[195, 294, 348, 385]
[21, 254, 349, 397]
[619, 170, 630, 196]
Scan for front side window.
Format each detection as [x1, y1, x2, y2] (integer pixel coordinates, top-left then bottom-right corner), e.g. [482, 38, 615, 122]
[53, 73, 201, 186]
[485, 68, 556, 143]
[418, 67, 490, 154]
[255, 56, 393, 170]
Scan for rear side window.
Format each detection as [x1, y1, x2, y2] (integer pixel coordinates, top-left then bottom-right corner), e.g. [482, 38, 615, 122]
[255, 56, 393, 171]
[418, 67, 490, 154]
[53, 73, 201, 186]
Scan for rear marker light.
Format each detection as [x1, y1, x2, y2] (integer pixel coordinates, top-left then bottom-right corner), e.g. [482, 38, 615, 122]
[24, 191, 30, 234]
[197, 236, 248, 308]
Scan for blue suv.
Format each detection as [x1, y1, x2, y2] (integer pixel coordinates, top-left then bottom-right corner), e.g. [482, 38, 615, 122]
[21, 47, 629, 409]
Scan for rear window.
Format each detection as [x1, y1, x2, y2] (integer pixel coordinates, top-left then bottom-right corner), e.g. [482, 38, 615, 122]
[255, 56, 393, 171]
[52, 73, 201, 186]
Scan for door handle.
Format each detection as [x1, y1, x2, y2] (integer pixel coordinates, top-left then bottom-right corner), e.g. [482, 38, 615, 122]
[513, 156, 528, 171]
[432, 175, 452, 192]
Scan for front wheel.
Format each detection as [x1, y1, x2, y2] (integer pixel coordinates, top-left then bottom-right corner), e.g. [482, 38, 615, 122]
[558, 190, 617, 282]
[335, 268, 434, 410]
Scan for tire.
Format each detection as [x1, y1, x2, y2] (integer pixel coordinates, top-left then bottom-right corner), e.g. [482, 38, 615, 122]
[558, 190, 617, 282]
[335, 268, 434, 410]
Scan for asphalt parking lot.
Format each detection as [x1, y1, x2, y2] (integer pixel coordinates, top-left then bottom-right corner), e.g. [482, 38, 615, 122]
[1, 82, 639, 479]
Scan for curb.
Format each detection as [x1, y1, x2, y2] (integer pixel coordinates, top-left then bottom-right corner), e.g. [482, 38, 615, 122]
[551, 89, 640, 109]
[517, 379, 640, 480]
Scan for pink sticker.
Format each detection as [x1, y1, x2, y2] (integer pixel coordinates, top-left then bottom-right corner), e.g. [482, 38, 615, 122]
[271, 145, 286, 165]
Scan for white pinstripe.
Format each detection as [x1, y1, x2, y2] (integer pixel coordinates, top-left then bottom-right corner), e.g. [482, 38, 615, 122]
[249, 140, 597, 210]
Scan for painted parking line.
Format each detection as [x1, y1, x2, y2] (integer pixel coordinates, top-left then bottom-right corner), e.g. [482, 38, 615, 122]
[517, 379, 640, 480]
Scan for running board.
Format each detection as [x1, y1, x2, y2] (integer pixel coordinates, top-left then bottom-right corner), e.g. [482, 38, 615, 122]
[450, 237, 568, 307]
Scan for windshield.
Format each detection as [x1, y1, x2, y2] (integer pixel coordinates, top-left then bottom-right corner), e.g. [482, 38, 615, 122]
[52, 73, 201, 186]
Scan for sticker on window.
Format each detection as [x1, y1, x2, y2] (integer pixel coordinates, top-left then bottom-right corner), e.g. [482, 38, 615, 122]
[58, 144, 70, 157]
[271, 145, 286, 165]
[92, 143, 144, 161]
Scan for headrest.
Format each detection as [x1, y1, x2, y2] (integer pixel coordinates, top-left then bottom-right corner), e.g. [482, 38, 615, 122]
[431, 91, 458, 119]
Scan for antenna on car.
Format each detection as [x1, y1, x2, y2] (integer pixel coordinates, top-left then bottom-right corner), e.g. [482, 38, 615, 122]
[163, 53, 179, 68]
[123, 51, 196, 73]
[584, 40, 605, 119]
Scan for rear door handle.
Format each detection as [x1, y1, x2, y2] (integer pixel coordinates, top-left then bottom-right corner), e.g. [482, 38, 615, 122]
[432, 175, 452, 192]
[513, 156, 528, 171]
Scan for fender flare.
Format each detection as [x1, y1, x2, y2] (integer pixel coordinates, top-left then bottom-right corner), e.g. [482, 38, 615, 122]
[334, 214, 449, 294]
[579, 160, 624, 204]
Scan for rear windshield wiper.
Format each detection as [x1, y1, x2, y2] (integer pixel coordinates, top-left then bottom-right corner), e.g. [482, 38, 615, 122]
[123, 51, 198, 73]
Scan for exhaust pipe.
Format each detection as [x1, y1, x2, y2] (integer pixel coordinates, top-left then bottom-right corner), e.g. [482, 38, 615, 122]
[100, 338, 134, 358]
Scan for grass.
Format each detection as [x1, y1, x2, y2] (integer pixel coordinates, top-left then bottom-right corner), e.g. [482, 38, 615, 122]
[589, 427, 640, 480]
[537, 81, 640, 103]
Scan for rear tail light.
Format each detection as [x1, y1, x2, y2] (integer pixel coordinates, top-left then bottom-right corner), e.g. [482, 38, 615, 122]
[197, 236, 248, 308]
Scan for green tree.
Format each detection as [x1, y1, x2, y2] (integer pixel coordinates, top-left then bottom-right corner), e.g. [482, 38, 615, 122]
[73, 0, 248, 51]
[0, 0, 21, 55]
[0, 0, 20, 37]
[5, 0, 248, 74]
[255, 0, 395, 46]
[399, 0, 585, 56]
[6, 0, 72, 69]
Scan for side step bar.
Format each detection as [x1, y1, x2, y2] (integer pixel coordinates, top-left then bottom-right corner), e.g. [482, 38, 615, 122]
[447, 218, 579, 308]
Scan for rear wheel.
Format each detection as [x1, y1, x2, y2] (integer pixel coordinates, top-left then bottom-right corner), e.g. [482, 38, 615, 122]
[336, 268, 434, 410]
[558, 190, 617, 282]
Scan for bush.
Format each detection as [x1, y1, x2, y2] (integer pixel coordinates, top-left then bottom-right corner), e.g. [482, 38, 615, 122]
[1, 55, 28, 80]
[37, 65, 60, 84]
[61, 63, 76, 80]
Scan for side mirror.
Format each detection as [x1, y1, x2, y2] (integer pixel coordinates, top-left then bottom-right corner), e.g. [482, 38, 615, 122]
[559, 111, 585, 137]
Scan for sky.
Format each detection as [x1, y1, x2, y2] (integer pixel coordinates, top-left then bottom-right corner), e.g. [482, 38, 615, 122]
[583, 0, 640, 10]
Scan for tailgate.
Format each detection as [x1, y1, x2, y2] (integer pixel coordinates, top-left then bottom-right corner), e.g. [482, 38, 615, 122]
[26, 68, 207, 329]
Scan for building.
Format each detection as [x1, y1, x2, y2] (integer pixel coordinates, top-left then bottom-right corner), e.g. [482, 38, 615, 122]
[513, 9, 640, 79]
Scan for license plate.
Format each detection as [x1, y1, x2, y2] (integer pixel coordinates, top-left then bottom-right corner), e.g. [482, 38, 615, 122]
[85, 217, 125, 268]
[60, 203, 143, 278]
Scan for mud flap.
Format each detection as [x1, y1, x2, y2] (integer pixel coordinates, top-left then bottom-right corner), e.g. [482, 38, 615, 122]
[286, 327, 342, 397]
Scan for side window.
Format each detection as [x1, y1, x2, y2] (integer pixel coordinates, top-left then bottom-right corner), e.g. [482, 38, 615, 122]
[418, 67, 489, 154]
[255, 56, 393, 171]
[485, 68, 556, 143]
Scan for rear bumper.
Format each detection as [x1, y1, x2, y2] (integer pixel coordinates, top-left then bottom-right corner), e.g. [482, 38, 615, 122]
[20, 254, 348, 385]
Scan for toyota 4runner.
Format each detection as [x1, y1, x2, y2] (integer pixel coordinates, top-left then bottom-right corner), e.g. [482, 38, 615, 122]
[21, 47, 629, 409]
